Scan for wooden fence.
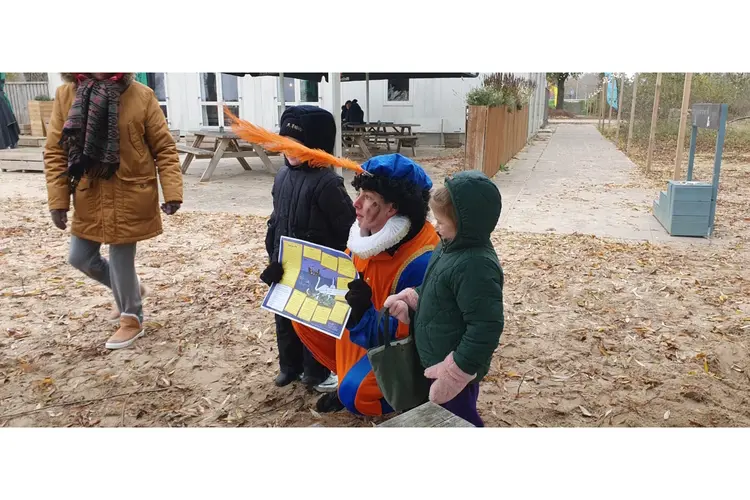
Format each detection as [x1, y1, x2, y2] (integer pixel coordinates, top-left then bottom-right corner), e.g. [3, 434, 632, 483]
[5, 82, 50, 125]
[465, 105, 529, 178]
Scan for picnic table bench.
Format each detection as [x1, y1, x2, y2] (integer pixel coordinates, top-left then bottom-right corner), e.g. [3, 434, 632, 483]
[342, 122, 420, 158]
[377, 402, 475, 428]
[178, 129, 280, 182]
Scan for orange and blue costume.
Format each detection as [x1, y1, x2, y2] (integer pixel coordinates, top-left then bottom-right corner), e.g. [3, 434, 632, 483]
[293, 222, 438, 416]
[291, 153, 439, 416]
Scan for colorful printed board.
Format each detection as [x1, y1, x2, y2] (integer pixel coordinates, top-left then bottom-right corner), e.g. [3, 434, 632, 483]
[261, 236, 358, 339]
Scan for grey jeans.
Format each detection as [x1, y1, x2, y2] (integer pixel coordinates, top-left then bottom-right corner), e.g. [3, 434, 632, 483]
[68, 235, 143, 323]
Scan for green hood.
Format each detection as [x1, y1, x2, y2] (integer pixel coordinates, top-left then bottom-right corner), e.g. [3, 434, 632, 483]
[443, 170, 501, 251]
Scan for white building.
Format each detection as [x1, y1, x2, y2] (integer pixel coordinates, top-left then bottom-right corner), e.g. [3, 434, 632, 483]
[47, 72, 547, 145]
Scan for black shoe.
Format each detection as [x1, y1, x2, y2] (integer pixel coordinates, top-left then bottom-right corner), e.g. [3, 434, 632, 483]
[274, 371, 301, 387]
[301, 373, 327, 389]
[316, 392, 345, 413]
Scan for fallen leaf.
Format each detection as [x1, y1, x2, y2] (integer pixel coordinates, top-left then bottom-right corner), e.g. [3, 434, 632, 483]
[579, 406, 593, 417]
[310, 409, 322, 419]
[664, 410, 671, 420]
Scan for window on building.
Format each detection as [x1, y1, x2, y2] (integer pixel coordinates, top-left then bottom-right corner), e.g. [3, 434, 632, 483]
[283, 78, 296, 104]
[387, 78, 410, 102]
[199, 73, 240, 127]
[145, 73, 169, 124]
[300, 79, 319, 103]
[280, 78, 320, 106]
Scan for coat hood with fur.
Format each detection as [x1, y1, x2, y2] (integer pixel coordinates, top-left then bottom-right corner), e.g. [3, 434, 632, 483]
[60, 73, 135, 87]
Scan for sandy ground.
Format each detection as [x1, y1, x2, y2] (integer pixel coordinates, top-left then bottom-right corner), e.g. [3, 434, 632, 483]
[1, 146, 749, 427]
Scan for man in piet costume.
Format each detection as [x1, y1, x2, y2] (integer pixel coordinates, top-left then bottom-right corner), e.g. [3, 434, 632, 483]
[227, 110, 439, 417]
[305, 154, 439, 415]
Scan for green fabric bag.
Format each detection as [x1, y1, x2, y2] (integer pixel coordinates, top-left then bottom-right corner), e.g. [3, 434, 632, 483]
[367, 308, 430, 413]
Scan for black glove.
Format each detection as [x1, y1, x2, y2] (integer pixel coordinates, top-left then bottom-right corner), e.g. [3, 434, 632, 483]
[161, 201, 181, 215]
[50, 209, 68, 230]
[345, 279, 373, 325]
[260, 261, 284, 286]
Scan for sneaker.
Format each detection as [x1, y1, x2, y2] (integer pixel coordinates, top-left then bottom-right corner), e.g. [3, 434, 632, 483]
[105, 315, 145, 350]
[313, 373, 338, 394]
[315, 391, 344, 413]
[107, 279, 148, 323]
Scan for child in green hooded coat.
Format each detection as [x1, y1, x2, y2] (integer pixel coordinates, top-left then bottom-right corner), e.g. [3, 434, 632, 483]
[385, 170, 504, 426]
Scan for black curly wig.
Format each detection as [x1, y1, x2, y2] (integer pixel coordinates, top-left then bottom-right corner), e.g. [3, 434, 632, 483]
[352, 173, 431, 248]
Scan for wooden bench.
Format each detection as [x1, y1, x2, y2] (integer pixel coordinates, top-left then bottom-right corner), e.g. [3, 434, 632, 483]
[176, 144, 215, 158]
[377, 402, 475, 428]
[180, 129, 280, 181]
[0, 148, 44, 173]
[396, 135, 418, 156]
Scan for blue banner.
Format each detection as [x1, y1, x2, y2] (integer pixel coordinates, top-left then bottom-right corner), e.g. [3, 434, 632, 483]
[605, 72, 618, 110]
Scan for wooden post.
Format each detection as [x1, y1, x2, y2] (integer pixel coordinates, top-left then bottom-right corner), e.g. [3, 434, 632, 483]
[615, 76, 624, 145]
[626, 73, 638, 153]
[645, 73, 663, 173]
[673, 73, 693, 180]
[607, 78, 613, 129]
[599, 76, 607, 133]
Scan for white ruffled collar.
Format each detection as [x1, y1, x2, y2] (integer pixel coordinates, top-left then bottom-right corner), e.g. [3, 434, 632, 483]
[347, 215, 411, 260]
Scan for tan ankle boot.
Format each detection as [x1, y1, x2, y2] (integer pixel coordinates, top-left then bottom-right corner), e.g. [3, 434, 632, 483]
[105, 315, 145, 350]
[107, 280, 148, 323]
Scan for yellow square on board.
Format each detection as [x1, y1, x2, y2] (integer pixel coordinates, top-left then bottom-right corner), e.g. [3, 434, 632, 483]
[329, 301, 349, 325]
[284, 290, 306, 316]
[312, 306, 332, 325]
[281, 240, 303, 270]
[298, 297, 318, 322]
[338, 258, 356, 279]
[320, 252, 338, 272]
[279, 269, 300, 288]
[337, 277, 352, 290]
[303, 246, 322, 261]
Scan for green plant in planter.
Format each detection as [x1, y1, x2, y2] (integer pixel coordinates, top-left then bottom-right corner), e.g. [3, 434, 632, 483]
[34, 95, 52, 101]
[467, 87, 505, 107]
[467, 73, 536, 109]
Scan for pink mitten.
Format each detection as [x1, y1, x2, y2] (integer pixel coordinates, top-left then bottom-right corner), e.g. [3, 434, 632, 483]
[424, 352, 477, 405]
[384, 288, 419, 311]
[389, 299, 411, 324]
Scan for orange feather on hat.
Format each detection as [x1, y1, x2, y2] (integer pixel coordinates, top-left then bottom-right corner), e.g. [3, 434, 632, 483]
[224, 106, 364, 174]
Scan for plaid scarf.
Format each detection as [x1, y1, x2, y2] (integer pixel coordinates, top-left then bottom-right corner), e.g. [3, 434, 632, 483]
[59, 73, 127, 191]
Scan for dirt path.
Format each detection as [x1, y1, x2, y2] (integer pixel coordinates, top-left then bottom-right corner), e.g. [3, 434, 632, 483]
[2, 198, 748, 427]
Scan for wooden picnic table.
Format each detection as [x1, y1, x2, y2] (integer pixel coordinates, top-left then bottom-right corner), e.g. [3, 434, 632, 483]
[342, 122, 420, 158]
[178, 128, 279, 182]
[377, 402, 475, 428]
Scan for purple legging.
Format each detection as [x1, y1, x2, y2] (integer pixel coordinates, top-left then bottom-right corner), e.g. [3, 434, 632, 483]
[430, 380, 484, 427]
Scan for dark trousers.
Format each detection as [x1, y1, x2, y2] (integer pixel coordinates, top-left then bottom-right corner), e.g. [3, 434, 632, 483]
[276, 315, 330, 382]
[432, 381, 484, 427]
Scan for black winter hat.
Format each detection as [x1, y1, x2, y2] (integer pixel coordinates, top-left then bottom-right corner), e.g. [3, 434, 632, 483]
[279, 105, 336, 155]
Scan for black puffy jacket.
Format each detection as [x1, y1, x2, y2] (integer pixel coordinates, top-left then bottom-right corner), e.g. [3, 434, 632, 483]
[348, 100, 365, 124]
[265, 165, 356, 262]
